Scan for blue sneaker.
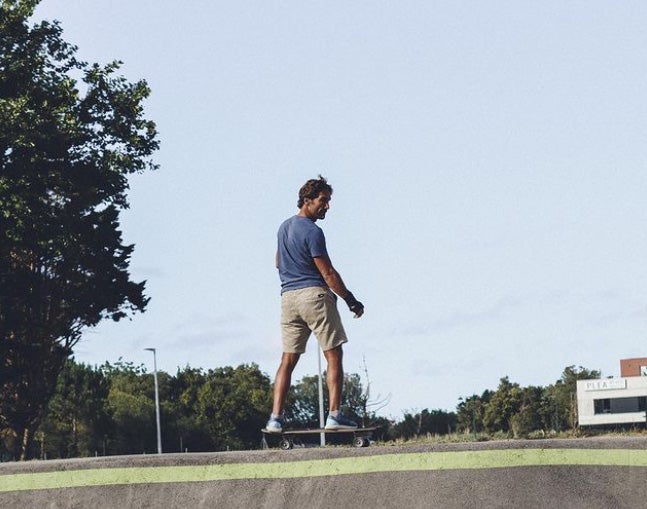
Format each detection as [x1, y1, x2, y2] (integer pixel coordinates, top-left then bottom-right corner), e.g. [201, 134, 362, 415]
[265, 416, 283, 433]
[325, 412, 358, 430]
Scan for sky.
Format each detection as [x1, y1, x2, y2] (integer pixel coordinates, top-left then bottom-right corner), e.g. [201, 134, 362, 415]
[31, 1, 647, 417]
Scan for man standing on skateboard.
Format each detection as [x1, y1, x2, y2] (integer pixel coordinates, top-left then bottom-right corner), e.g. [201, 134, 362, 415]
[266, 176, 365, 433]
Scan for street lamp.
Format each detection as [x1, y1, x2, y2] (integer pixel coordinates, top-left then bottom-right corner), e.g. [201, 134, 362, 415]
[317, 347, 326, 447]
[144, 348, 162, 454]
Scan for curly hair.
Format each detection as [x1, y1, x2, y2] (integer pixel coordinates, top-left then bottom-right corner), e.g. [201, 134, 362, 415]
[297, 175, 333, 208]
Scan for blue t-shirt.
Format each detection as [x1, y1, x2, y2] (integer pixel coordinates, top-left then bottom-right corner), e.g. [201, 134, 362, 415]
[277, 215, 328, 293]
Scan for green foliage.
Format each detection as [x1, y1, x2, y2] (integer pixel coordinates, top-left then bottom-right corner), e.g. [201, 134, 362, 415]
[456, 366, 603, 439]
[101, 359, 159, 454]
[456, 390, 492, 434]
[163, 367, 211, 453]
[390, 409, 457, 440]
[100, 358, 148, 379]
[18, 359, 606, 459]
[0, 1, 158, 459]
[544, 365, 601, 432]
[107, 389, 155, 454]
[37, 359, 111, 458]
[483, 377, 522, 433]
[30, 361, 274, 456]
[510, 386, 544, 438]
[285, 371, 378, 428]
[196, 364, 272, 451]
[285, 374, 321, 428]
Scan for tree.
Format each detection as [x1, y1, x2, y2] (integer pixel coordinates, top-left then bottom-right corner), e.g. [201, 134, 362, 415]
[165, 366, 211, 453]
[545, 365, 600, 432]
[456, 390, 492, 434]
[0, 1, 158, 459]
[483, 377, 522, 433]
[285, 371, 380, 428]
[454, 366, 602, 438]
[285, 374, 321, 428]
[37, 359, 111, 459]
[391, 409, 457, 440]
[101, 360, 159, 455]
[509, 386, 545, 438]
[197, 364, 272, 450]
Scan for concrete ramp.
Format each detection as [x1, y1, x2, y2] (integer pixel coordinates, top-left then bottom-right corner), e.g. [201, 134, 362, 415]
[2, 437, 647, 508]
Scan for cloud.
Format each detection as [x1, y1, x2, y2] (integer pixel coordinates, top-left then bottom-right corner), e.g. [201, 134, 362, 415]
[393, 294, 535, 337]
[582, 291, 647, 328]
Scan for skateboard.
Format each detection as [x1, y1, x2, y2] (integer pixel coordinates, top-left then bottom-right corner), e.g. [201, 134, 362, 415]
[261, 426, 378, 450]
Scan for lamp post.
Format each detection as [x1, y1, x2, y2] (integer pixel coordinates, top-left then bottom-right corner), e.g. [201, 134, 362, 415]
[317, 347, 326, 446]
[144, 348, 162, 454]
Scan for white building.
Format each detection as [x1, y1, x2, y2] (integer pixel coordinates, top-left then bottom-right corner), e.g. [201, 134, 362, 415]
[577, 358, 647, 427]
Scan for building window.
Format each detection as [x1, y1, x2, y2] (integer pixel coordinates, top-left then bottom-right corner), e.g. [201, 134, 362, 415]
[594, 396, 646, 414]
[594, 399, 611, 414]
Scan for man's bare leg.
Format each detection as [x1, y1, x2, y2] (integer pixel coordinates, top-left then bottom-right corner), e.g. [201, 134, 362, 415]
[272, 352, 300, 416]
[323, 345, 344, 412]
[322, 345, 357, 428]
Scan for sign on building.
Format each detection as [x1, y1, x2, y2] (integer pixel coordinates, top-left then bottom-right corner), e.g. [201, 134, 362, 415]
[583, 379, 627, 391]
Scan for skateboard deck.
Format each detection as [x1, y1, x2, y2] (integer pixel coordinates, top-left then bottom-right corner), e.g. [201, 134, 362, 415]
[261, 426, 378, 449]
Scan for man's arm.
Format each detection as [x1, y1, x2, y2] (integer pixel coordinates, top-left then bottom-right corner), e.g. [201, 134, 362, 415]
[313, 254, 364, 318]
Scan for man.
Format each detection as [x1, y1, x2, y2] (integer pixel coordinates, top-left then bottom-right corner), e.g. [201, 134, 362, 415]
[266, 176, 364, 433]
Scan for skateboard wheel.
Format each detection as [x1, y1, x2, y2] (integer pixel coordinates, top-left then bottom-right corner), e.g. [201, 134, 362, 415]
[353, 437, 367, 448]
[279, 438, 293, 450]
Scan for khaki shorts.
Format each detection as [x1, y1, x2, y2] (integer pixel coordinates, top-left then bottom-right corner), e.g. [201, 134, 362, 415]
[281, 287, 348, 354]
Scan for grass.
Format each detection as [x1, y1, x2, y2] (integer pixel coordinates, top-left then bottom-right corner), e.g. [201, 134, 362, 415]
[374, 427, 647, 447]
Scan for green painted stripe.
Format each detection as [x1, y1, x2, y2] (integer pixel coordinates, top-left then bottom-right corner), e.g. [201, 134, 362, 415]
[2, 448, 647, 493]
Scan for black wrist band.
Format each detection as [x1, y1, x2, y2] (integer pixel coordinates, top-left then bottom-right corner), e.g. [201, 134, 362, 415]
[343, 291, 357, 305]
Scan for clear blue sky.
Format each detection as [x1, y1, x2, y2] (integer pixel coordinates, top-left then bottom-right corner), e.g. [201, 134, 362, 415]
[33, 1, 647, 417]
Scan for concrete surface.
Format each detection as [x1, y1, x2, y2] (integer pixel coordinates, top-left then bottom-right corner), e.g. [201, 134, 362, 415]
[1, 436, 647, 508]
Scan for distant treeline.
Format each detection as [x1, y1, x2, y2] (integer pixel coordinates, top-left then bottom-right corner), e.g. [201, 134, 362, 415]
[0, 361, 598, 461]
